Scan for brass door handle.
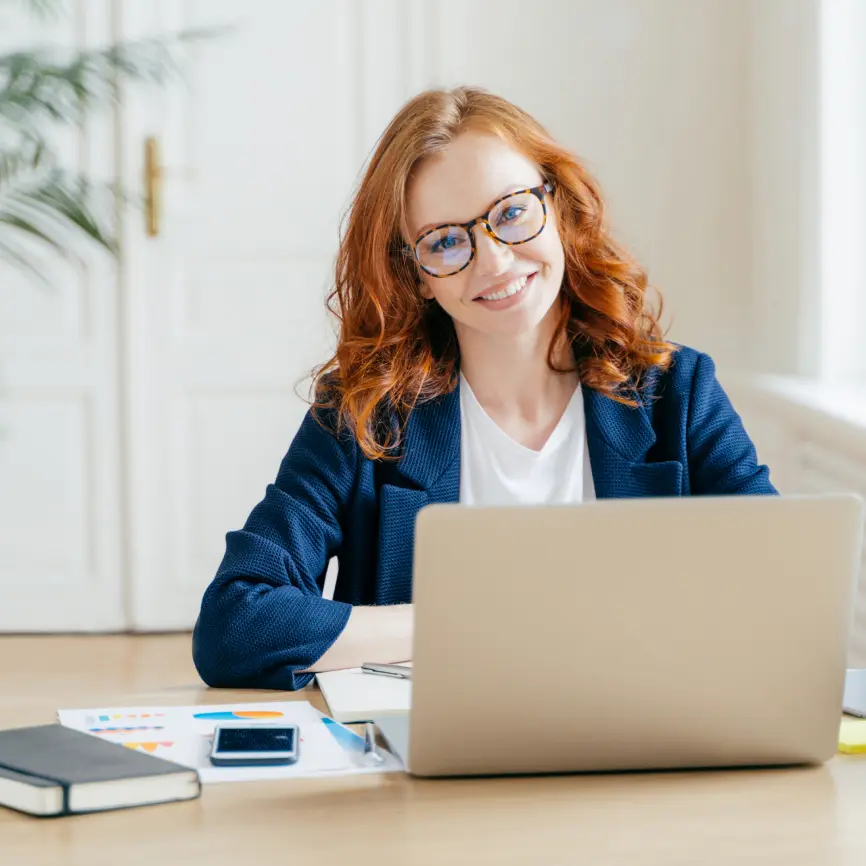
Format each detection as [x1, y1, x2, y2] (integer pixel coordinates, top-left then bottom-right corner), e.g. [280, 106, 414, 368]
[144, 136, 162, 237]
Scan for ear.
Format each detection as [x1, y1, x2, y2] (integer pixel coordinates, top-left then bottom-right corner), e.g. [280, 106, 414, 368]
[418, 277, 435, 300]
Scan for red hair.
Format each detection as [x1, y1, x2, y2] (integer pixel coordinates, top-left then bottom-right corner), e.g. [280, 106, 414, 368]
[313, 86, 674, 460]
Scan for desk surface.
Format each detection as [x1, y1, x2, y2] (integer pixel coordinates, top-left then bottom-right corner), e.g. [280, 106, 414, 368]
[2, 634, 865, 866]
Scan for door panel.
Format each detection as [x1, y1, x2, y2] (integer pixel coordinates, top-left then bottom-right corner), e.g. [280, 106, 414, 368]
[0, 1, 125, 631]
[119, 0, 430, 628]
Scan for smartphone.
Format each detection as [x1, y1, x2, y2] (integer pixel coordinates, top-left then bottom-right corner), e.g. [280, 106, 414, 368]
[209, 723, 300, 766]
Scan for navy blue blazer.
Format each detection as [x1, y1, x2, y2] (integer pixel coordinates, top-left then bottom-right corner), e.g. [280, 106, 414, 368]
[192, 346, 776, 691]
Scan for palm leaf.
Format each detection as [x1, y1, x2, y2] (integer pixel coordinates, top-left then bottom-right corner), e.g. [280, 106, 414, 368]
[3, 169, 115, 252]
[0, 135, 49, 185]
[0, 212, 66, 252]
[1, 41, 176, 127]
[0, 169, 116, 283]
[0, 234, 51, 285]
[7, 0, 61, 18]
[0, 20, 226, 276]
[2, 191, 83, 251]
[0, 28, 224, 128]
[27, 175, 114, 252]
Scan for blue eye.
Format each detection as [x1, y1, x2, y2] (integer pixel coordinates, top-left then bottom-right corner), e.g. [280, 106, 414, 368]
[429, 232, 466, 255]
[497, 205, 526, 224]
[432, 236, 456, 253]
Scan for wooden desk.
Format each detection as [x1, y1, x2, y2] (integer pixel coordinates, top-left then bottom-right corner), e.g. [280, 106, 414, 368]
[2, 634, 865, 865]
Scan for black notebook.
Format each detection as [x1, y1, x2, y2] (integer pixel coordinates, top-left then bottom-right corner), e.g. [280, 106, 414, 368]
[0, 724, 201, 816]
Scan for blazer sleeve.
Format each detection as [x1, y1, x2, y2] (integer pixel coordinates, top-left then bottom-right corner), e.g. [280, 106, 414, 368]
[191, 409, 356, 691]
[686, 352, 778, 496]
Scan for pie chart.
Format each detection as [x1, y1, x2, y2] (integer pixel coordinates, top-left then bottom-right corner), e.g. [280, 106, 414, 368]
[193, 710, 284, 720]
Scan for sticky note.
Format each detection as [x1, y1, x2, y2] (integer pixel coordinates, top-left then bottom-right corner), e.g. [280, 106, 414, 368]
[838, 718, 866, 754]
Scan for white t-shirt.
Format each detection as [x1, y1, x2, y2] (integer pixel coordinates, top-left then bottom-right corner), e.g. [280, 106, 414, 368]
[458, 374, 596, 506]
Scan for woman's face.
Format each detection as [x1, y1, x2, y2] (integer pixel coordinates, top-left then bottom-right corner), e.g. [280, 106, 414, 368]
[406, 130, 565, 344]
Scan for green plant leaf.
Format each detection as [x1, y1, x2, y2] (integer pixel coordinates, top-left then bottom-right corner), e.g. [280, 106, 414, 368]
[19, 171, 115, 252]
[0, 43, 168, 127]
[0, 22, 227, 277]
[0, 28, 226, 129]
[10, 0, 62, 19]
[0, 137, 50, 188]
[0, 169, 116, 270]
[0, 234, 50, 285]
[0, 209, 68, 254]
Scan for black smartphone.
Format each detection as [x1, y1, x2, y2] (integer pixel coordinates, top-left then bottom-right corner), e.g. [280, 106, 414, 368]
[209, 723, 300, 766]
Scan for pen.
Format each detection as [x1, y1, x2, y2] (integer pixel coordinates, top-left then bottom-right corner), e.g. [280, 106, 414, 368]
[361, 662, 412, 680]
[363, 721, 384, 763]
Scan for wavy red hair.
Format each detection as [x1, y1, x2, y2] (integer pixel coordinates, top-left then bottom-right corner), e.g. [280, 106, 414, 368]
[313, 86, 674, 461]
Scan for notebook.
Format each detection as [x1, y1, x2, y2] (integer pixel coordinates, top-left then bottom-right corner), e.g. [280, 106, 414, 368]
[316, 666, 411, 723]
[0, 723, 201, 816]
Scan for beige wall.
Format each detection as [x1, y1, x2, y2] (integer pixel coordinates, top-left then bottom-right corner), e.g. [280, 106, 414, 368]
[749, 0, 820, 377]
[430, 0, 753, 370]
[427, 0, 840, 380]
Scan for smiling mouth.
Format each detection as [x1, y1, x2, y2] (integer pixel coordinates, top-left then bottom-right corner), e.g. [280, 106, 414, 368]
[473, 272, 537, 302]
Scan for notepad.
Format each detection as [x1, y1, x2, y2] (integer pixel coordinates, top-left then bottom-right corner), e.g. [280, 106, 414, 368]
[0, 724, 200, 816]
[839, 717, 866, 754]
[316, 667, 412, 723]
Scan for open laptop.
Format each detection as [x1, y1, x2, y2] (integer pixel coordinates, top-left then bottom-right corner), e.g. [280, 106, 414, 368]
[375, 494, 864, 777]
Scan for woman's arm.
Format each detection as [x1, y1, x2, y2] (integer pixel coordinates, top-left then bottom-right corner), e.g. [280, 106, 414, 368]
[192, 408, 360, 691]
[686, 352, 778, 496]
[301, 603, 413, 673]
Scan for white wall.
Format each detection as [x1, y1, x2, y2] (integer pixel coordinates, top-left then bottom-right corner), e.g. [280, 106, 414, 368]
[3, 0, 842, 631]
[818, 0, 866, 383]
[749, 0, 820, 377]
[429, 0, 753, 371]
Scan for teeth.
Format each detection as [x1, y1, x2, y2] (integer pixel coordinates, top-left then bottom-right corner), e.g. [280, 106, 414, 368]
[479, 274, 529, 302]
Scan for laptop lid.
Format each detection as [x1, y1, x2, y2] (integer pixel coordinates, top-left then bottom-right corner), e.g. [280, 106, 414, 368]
[406, 494, 863, 777]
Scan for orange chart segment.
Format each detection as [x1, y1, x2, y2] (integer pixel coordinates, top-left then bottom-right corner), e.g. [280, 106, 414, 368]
[192, 711, 284, 720]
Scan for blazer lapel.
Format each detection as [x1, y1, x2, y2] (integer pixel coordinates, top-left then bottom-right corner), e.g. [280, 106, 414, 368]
[583, 386, 683, 499]
[375, 386, 461, 603]
[390, 382, 683, 501]
[394, 385, 461, 500]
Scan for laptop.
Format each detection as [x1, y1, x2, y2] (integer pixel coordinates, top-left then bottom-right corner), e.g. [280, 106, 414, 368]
[375, 493, 864, 777]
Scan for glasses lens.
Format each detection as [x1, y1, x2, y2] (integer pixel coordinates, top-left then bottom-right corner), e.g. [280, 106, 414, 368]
[415, 226, 472, 276]
[488, 191, 545, 244]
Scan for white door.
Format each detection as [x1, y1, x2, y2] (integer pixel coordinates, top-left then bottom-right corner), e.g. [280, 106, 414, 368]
[119, 0, 430, 629]
[0, 1, 125, 631]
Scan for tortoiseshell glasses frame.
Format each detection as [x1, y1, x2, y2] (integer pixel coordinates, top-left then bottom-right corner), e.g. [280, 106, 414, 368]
[408, 181, 555, 278]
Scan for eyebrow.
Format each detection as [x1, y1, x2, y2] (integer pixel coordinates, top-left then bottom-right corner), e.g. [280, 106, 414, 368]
[413, 182, 539, 238]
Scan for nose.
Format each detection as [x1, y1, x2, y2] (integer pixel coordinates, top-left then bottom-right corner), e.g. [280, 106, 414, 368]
[472, 223, 513, 277]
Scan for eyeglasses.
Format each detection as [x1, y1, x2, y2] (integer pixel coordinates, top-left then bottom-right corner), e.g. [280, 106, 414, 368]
[410, 181, 555, 278]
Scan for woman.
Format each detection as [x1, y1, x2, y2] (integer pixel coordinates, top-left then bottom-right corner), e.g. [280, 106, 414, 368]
[192, 87, 775, 691]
